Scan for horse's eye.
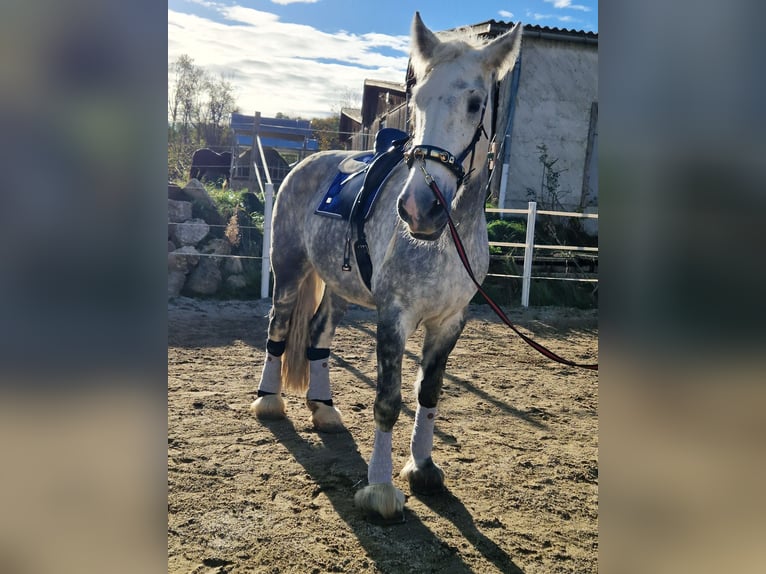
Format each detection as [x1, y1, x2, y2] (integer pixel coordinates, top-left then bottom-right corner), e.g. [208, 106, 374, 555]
[467, 97, 482, 114]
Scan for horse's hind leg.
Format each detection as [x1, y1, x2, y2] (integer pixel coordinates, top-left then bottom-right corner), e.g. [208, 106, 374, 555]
[249, 262, 310, 419]
[400, 312, 466, 495]
[305, 289, 348, 432]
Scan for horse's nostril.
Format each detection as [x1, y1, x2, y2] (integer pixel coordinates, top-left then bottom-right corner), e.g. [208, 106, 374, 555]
[397, 198, 411, 224]
[427, 198, 443, 218]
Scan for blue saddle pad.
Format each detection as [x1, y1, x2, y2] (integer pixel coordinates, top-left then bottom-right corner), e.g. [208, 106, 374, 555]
[315, 154, 374, 220]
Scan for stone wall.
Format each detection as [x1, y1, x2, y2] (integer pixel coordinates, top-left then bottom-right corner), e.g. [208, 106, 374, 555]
[168, 180, 257, 299]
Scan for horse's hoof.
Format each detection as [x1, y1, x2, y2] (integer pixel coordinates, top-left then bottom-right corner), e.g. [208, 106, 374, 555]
[306, 400, 345, 433]
[354, 483, 405, 521]
[249, 394, 286, 419]
[400, 457, 445, 495]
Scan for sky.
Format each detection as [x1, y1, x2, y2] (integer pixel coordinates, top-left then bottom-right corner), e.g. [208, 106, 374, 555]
[168, 0, 598, 119]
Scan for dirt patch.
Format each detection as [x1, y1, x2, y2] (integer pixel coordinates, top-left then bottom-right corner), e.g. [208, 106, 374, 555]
[168, 298, 598, 573]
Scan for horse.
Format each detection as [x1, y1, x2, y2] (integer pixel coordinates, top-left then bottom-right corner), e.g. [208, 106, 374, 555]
[250, 13, 523, 520]
[189, 148, 232, 187]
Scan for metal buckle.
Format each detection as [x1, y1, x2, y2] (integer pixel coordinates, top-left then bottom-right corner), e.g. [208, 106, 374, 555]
[418, 158, 434, 185]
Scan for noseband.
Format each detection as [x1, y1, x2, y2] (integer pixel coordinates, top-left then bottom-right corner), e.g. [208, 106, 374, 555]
[404, 95, 489, 190]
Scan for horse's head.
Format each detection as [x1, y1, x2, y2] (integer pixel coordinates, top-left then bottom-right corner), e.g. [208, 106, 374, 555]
[397, 13, 523, 240]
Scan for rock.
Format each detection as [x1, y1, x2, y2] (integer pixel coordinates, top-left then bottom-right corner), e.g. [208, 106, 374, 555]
[223, 257, 243, 276]
[182, 179, 214, 206]
[168, 199, 192, 223]
[168, 240, 176, 252]
[225, 274, 247, 290]
[172, 218, 209, 246]
[183, 179, 225, 227]
[201, 238, 232, 256]
[168, 270, 187, 299]
[168, 246, 200, 273]
[184, 257, 222, 295]
[168, 246, 201, 298]
[168, 182, 185, 200]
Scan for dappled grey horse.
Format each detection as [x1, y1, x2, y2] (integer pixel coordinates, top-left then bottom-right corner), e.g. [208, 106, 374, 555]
[251, 13, 523, 520]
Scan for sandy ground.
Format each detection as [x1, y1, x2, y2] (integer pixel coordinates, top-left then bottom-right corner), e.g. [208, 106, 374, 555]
[168, 298, 598, 573]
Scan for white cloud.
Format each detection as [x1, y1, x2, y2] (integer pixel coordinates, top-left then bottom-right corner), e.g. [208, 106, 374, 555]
[168, 7, 410, 118]
[184, 0, 219, 7]
[525, 8, 585, 26]
[498, 10, 514, 19]
[544, 0, 591, 11]
[270, 0, 319, 5]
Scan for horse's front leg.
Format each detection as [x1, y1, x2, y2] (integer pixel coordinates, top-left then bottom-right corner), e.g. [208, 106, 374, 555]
[354, 311, 410, 520]
[400, 312, 466, 495]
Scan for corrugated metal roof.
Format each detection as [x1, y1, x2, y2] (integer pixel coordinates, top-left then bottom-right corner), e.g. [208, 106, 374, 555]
[457, 19, 598, 44]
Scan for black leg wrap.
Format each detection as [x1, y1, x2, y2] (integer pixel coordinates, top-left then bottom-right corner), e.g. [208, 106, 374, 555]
[257, 390, 276, 398]
[266, 339, 286, 357]
[306, 347, 330, 360]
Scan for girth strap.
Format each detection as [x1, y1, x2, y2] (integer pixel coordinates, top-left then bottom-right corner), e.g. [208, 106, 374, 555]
[342, 134, 409, 290]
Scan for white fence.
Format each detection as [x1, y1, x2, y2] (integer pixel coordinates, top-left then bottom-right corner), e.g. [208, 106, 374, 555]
[485, 201, 598, 307]
[172, 182, 598, 306]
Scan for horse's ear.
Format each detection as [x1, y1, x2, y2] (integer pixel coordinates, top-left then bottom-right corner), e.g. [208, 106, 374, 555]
[410, 12, 440, 78]
[481, 22, 524, 74]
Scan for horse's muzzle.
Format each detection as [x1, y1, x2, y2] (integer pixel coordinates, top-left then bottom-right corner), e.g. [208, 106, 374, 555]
[397, 192, 448, 241]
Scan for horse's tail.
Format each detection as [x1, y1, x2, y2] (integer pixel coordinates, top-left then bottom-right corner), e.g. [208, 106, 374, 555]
[281, 270, 325, 394]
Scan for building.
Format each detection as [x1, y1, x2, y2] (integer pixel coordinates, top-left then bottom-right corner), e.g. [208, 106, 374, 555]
[346, 79, 407, 151]
[338, 107, 362, 150]
[488, 22, 598, 214]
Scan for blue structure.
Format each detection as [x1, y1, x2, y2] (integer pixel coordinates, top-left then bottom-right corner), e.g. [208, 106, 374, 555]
[229, 112, 320, 191]
[230, 113, 319, 152]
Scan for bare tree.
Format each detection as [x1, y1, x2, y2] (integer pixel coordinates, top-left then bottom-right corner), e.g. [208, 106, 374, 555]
[199, 74, 238, 147]
[331, 88, 362, 114]
[169, 55, 205, 144]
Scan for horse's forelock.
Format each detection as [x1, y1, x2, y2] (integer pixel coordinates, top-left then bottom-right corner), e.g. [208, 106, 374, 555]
[410, 29, 484, 81]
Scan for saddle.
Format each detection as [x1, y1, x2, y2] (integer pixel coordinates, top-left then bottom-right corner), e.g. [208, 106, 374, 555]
[315, 128, 409, 290]
[315, 128, 409, 221]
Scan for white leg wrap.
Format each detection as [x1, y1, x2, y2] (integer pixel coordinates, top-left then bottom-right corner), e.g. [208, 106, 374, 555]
[306, 358, 331, 402]
[410, 405, 437, 463]
[368, 429, 393, 485]
[257, 352, 282, 394]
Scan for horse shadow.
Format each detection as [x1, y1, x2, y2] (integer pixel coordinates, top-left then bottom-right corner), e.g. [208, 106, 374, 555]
[415, 489, 526, 574]
[343, 322, 548, 431]
[260, 418, 526, 573]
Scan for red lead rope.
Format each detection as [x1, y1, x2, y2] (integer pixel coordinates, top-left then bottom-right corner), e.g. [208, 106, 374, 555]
[426, 177, 598, 371]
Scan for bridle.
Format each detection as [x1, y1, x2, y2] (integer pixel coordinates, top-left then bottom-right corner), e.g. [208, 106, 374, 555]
[402, 93, 598, 372]
[403, 94, 489, 192]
